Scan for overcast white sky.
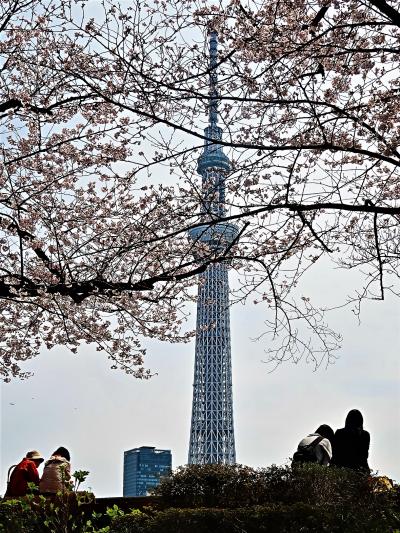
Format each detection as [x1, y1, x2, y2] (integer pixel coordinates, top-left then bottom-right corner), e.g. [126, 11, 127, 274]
[1, 255, 399, 497]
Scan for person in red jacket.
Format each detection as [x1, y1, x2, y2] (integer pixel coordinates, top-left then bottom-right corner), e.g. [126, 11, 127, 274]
[5, 450, 44, 497]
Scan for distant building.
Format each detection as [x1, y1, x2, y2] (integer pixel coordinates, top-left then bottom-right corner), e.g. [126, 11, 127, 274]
[123, 446, 172, 497]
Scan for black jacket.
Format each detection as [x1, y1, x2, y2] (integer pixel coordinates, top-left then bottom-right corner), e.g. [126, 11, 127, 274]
[331, 427, 370, 471]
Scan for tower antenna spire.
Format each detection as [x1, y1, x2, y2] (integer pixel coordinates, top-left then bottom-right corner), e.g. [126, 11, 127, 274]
[209, 31, 219, 129]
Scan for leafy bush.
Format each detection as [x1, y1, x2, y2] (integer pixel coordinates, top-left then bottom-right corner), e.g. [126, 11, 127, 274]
[152, 463, 263, 508]
[0, 497, 41, 533]
[0, 492, 101, 533]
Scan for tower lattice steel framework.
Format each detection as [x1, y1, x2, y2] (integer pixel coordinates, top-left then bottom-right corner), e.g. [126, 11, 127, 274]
[188, 32, 238, 465]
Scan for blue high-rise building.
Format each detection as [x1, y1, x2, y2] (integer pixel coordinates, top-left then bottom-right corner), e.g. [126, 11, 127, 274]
[187, 33, 237, 464]
[123, 446, 172, 496]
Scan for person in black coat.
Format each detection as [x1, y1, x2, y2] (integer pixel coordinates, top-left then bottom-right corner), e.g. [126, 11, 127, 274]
[331, 409, 370, 472]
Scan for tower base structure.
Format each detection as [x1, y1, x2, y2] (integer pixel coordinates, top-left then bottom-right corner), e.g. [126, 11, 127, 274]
[188, 261, 236, 464]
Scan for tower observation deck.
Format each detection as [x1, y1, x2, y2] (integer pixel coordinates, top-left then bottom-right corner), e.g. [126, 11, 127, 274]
[188, 32, 238, 464]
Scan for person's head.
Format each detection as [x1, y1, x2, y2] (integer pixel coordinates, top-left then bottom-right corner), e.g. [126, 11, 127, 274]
[26, 450, 44, 466]
[53, 447, 70, 462]
[315, 424, 335, 443]
[345, 409, 364, 430]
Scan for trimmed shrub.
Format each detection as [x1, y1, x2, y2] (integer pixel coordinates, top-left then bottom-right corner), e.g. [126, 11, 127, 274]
[146, 464, 400, 533]
[152, 463, 390, 508]
[109, 503, 398, 533]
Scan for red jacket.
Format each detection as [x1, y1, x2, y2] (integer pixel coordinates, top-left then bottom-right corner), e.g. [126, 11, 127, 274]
[6, 458, 40, 497]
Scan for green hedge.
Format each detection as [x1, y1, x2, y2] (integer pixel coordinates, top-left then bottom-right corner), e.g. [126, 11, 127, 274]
[109, 503, 398, 533]
[1, 465, 398, 532]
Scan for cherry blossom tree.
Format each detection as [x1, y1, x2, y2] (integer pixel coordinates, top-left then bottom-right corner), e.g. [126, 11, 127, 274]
[1, 0, 399, 380]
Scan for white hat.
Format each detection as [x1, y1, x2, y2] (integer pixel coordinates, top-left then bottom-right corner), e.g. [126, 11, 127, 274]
[26, 450, 44, 464]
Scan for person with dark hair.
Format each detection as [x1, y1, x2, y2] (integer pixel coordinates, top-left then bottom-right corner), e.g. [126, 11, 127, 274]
[292, 424, 334, 466]
[53, 446, 70, 462]
[39, 447, 72, 494]
[5, 450, 44, 497]
[331, 409, 370, 472]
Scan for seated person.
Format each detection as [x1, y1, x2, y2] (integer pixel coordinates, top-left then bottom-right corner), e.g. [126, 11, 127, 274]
[331, 409, 370, 472]
[293, 424, 334, 466]
[5, 450, 44, 497]
[39, 447, 72, 494]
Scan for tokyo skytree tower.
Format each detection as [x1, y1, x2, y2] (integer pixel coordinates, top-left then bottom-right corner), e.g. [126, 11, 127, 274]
[188, 32, 238, 464]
